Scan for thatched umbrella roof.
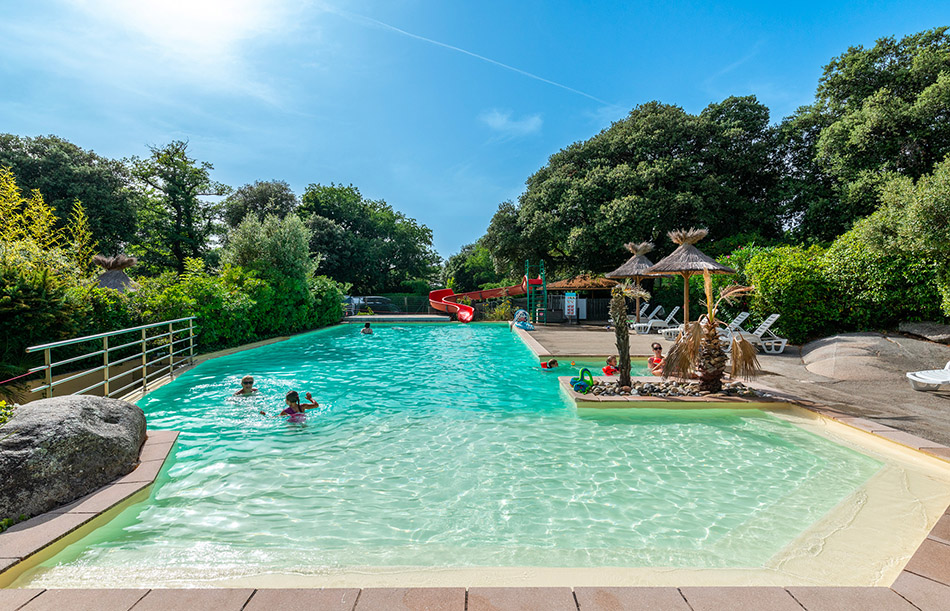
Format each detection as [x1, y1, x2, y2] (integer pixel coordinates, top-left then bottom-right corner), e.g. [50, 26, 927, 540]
[94, 255, 139, 292]
[547, 274, 618, 291]
[606, 242, 655, 322]
[642, 228, 735, 323]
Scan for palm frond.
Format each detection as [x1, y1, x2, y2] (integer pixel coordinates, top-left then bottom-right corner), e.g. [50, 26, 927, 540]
[667, 227, 708, 246]
[729, 336, 760, 379]
[662, 321, 702, 378]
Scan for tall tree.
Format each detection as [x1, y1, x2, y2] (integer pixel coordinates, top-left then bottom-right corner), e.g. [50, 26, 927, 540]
[300, 183, 440, 293]
[130, 141, 230, 274]
[222, 180, 299, 228]
[484, 97, 781, 278]
[0, 134, 139, 254]
[780, 27, 950, 241]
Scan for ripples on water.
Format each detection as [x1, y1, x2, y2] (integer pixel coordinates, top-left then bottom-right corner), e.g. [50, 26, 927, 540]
[21, 324, 882, 584]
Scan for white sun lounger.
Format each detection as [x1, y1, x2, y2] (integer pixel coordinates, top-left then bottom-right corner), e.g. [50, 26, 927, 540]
[633, 306, 680, 334]
[733, 313, 788, 354]
[607, 303, 649, 330]
[907, 361, 950, 391]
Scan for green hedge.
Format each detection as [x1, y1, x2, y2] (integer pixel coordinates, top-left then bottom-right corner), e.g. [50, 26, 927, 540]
[720, 235, 946, 345]
[0, 260, 345, 384]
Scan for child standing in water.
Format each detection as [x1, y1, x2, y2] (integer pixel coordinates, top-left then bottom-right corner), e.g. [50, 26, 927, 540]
[360, 322, 373, 335]
[603, 355, 620, 376]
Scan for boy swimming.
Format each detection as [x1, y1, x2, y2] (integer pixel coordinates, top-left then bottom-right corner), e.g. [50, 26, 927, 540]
[603, 356, 620, 376]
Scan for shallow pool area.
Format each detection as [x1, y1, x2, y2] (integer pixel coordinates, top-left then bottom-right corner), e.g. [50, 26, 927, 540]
[10, 323, 950, 588]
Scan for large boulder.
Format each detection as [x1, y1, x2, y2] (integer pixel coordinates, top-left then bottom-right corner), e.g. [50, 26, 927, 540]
[0, 396, 146, 520]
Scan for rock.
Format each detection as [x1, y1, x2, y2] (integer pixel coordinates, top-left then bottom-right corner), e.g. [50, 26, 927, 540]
[900, 321, 950, 345]
[0, 396, 146, 520]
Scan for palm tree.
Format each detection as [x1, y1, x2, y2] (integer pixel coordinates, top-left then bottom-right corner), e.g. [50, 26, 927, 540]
[610, 281, 650, 387]
[663, 271, 759, 392]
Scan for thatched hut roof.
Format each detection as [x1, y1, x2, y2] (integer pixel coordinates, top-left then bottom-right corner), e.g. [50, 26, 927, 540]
[547, 274, 618, 291]
[93, 254, 138, 292]
[97, 270, 138, 292]
[643, 228, 735, 276]
[606, 241, 655, 278]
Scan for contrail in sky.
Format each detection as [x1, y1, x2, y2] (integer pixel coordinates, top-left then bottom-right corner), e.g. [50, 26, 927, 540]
[333, 9, 611, 106]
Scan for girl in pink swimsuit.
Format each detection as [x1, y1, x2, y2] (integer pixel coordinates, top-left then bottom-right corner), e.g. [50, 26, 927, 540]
[263, 391, 319, 422]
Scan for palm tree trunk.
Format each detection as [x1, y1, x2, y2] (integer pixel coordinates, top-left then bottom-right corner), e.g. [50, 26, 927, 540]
[610, 292, 631, 387]
[697, 317, 727, 392]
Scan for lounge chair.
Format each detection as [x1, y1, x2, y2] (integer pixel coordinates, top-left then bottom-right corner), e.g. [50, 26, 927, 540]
[907, 362, 950, 391]
[607, 303, 649, 330]
[717, 312, 751, 348]
[733, 314, 787, 354]
[633, 306, 680, 334]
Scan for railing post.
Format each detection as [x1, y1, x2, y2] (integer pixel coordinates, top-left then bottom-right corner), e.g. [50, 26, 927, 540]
[168, 322, 174, 377]
[188, 318, 194, 364]
[44, 348, 52, 399]
[141, 328, 148, 393]
[103, 336, 110, 397]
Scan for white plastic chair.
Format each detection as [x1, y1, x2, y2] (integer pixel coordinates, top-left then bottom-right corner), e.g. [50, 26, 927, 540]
[907, 361, 950, 391]
[607, 303, 649, 330]
[733, 314, 787, 354]
[633, 306, 680, 334]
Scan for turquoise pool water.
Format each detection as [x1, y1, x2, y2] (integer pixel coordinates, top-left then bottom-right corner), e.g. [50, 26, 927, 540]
[17, 323, 882, 585]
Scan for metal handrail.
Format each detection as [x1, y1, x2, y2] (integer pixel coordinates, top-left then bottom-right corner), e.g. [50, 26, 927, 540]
[26, 316, 197, 400]
[25, 317, 197, 352]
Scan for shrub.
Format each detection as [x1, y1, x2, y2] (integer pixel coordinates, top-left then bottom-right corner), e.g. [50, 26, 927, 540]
[823, 229, 941, 329]
[744, 245, 839, 344]
[0, 400, 14, 427]
[0, 264, 84, 375]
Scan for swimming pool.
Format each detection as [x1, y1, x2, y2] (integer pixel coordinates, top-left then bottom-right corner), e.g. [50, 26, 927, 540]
[11, 323, 950, 587]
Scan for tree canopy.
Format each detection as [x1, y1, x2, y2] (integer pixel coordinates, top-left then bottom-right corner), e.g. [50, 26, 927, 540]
[300, 184, 440, 294]
[483, 96, 781, 278]
[0, 134, 139, 254]
[780, 27, 950, 241]
[222, 180, 299, 228]
[130, 141, 230, 274]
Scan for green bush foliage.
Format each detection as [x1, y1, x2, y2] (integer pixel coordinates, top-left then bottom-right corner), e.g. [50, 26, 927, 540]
[0, 399, 14, 427]
[744, 246, 838, 344]
[823, 230, 941, 329]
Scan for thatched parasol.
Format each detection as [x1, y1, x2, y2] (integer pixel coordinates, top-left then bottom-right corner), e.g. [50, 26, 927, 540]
[606, 241, 654, 322]
[93, 254, 139, 292]
[546, 274, 618, 291]
[642, 228, 735, 323]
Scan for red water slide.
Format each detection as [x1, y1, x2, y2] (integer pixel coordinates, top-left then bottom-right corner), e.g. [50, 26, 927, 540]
[429, 276, 542, 322]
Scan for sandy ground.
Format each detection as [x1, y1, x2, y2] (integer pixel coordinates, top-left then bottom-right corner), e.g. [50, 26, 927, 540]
[531, 325, 950, 446]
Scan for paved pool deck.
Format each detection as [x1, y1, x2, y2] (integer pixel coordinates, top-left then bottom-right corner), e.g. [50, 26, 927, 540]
[0, 583, 945, 610]
[528, 325, 950, 446]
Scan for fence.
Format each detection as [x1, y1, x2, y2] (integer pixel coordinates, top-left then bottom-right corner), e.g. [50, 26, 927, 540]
[25, 317, 197, 400]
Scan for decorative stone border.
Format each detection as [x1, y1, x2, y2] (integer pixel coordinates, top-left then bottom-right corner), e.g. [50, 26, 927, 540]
[0, 430, 179, 587]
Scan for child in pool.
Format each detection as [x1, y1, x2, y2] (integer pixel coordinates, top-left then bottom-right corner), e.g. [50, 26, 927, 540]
[540, 359, 559, 369]
[233, 375, 258, 396]
[360, 322, 373, 335]
[603, 355, 620, 376]
[260, 391, 319, 422]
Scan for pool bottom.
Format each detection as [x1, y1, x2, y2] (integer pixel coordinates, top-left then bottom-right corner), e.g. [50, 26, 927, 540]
[9, 405, 950, 590]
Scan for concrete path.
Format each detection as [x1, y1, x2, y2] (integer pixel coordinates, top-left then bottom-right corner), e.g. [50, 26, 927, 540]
[529, 324, 675, 357]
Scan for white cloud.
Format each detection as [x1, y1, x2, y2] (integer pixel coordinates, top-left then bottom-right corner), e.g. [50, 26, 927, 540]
[478, 109, 542, 137]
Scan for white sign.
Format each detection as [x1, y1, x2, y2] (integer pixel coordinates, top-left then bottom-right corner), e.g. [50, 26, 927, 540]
[565, 292, 577, 317]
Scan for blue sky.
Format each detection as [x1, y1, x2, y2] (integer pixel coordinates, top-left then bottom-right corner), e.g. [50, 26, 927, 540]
[2, 1, 948, 257]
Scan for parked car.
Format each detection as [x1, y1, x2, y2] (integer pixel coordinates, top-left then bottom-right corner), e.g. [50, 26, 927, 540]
[360, 296, 400, 313]
[342, 296, 401, 315]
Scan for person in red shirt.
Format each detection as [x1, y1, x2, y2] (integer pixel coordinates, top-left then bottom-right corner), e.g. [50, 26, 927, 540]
[540, 359, 559, 369]
[648, 343, 664, 376]
[603, 355, 619, 376]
